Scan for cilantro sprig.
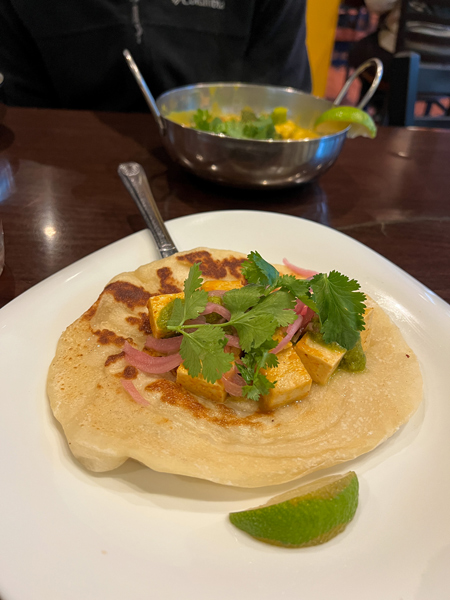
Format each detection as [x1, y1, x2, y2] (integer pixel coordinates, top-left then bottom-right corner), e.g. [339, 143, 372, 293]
[166, 263, 208, 326]
[242, 251, 366, 350]
[310, 271, 366, 350]
[223, 287, 295, 352]
[166, 263, 234, 381]
[166, 262, 297, 386]
[191, 108, 281, 140]
[237, 339, 279, 401]
[166, 252, 366, 400]
[241, 251, 317, 311]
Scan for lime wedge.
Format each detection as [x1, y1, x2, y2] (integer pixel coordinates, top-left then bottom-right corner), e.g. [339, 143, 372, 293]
[229, 471, 359, 547]
[314, 106, 377, 139]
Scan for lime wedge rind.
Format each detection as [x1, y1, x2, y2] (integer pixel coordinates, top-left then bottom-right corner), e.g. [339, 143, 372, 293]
[229, 471, 359, 548]
[314, 107, 377, 139]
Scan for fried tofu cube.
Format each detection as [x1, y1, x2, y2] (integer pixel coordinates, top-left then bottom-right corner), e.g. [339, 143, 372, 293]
[260, 343, 312, 410]
[360, 305, 374, 351]
[176, 363, 227, 403]
[201, 280, 242, 292]
[148, 292, 184, 338]
[294, 333, 346, 385]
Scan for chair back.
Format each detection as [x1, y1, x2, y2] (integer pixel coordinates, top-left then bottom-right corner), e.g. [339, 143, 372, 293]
[396, 0, 450, 63]
[388, 51, 450, 126]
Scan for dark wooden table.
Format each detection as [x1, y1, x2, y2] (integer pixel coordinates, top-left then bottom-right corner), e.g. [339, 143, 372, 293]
[1, 105, 449, 308]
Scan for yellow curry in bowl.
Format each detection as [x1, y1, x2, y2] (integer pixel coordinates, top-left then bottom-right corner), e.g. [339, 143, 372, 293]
[166, 106, 319, 141]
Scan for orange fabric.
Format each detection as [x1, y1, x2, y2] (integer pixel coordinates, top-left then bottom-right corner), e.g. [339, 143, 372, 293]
[306, 0, 341, 97]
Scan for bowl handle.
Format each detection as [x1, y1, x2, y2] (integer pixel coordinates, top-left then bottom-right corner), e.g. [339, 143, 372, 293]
[123, 49, 166, 136]
[333, 58, 383, 110]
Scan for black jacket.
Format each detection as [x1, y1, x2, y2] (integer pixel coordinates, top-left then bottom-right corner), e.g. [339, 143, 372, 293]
[0, 0, 311, 111]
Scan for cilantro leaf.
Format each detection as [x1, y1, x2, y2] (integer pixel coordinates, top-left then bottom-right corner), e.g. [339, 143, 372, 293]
[166, 297, 185, 328]
[179, 332, 202, 377]
[243, 379, 273, 402]
[244, 371, 275, 400]
[210, 117, 226, 134]
[242, 116, 277, 140]
[180, 327, 233, 383]
[184, 291, 208, 324]
[222, 285, 261, 315]
[237, 339, 278, 401]
[255, 291, 296, 326]
[233, 313, 278, 353]
[192, 109, 212, 131]
[183, 262, 203, 298]
[276, 274, 318, 312]
[167, 263, 208, 328]
[223, 119, 247, 139]
[241, 251, 279, 286]
[191, 109, 280, 140]
[310, 271, 366, 350]
[230, 291, 295, 352]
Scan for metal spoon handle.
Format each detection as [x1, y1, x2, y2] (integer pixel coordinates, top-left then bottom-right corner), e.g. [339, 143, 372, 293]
[118, 162, 178, 258]
[123, 49, 165, 136]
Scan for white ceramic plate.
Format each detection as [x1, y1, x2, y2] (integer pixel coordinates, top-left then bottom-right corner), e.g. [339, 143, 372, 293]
[1, 210, 449, 600]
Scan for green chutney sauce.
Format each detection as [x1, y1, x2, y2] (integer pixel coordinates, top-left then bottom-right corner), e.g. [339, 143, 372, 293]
[339, 338, 366, 372]
[304, 320, 366, 373]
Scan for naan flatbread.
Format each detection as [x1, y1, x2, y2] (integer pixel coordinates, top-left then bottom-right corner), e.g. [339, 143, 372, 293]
[47, 248, 423, 487]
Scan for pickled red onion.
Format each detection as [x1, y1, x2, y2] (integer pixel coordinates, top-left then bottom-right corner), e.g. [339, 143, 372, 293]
[202, 302, 231, 321]
[283, 258, 318, 279]
[300, 306, 315, 329]
[271, 314, 304, 354]
[185, 316, 207, 327]
[121, 379, 150, 406]
[294, 298, 315, 332]
[145, 335, 182, 354]
[225, 334, 240, 348]
[295, 299, 307, 315]
[124, 341, 183, 373]
[221, 366, 246, 397]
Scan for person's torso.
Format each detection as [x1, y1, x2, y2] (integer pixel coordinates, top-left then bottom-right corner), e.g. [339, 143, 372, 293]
[10, 0, 307, 110]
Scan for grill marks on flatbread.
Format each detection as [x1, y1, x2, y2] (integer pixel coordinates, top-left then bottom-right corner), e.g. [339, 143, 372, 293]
[47, 248, 423, 487]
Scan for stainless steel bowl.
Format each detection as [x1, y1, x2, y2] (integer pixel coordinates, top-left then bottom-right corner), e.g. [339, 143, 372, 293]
[157, 84, 347, 188]
[124, 52, 383, 189]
